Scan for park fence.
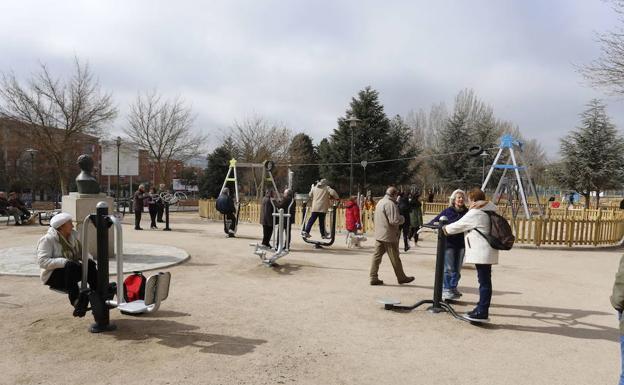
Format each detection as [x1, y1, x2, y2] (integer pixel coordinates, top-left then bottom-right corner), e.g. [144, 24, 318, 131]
[198, 200, 624, 247]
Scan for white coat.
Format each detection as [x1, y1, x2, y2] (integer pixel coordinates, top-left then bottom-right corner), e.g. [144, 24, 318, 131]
[36, 227, 86, 284]
[443, 201, 499, 265]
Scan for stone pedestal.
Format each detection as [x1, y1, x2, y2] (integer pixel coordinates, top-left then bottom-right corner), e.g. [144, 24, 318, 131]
[62, 193, 115, 257]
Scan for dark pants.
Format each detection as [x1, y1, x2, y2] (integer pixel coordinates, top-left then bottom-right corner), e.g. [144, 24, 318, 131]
[134, 209, 142, 229]
[224, 212, 236, 232]
[45, 259, 98, 305]
[148, 204, 158, 228]
[18, 207, 30, 220]
[262, 225, 273, 247]
[475, 264, 492, 314]
[304, 212, 326, 236]
[157, 201, 164, 222]
[401, 215, 411, 249]
[409, 226, 420, 243]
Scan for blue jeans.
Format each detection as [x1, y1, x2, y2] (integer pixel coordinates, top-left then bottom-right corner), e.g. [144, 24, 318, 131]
[475, 264, 492, 314]
[305, 212, 326, 236]
[443, 247, 464, 290]
[620, 334, 624, 385]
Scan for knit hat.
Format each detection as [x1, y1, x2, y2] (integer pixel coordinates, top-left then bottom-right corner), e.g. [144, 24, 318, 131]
[50, 213, 73, 229]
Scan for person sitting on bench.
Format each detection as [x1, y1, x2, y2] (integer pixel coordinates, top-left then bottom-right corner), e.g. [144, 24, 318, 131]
[8, 191, 31, 221]
[0, 191, 22, 225]
[216, 187, 236, 236]
[36, 212, 97, 317]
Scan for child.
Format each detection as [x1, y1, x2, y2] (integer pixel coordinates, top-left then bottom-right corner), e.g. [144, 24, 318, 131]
[345, 196, 366, 248]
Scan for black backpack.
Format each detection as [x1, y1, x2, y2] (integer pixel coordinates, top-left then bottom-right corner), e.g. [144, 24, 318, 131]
[474, 211, 515, 250]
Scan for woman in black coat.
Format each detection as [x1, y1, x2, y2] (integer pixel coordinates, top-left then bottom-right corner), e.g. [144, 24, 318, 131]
[397, 191, 411, 252]
[260, 190, 275, 247]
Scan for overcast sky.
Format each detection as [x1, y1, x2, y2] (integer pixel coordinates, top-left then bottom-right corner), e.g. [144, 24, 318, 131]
[0, 0, 622, 156]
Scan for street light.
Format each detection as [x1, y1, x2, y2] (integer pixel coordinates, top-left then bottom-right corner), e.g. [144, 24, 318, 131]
[116, 136, 121, 212]
[480, 150, 488, 184]
[346, 117, 361, 196]
[24, 148, 38, 203]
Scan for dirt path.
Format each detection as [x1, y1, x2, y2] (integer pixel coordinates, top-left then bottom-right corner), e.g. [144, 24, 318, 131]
[0, 213, 620, 385]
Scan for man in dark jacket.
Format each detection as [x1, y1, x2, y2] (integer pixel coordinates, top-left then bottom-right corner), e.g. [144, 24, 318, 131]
[133, 184, 148, 230]
[216, 187, 236, 236]
[276, 189, 295, 249]
[0, 191, 22, 225]
[260, 190, 275, 247]
[8, 191, 30, 220]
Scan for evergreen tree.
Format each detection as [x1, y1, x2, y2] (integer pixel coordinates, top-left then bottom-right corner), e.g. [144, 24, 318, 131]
[199, 145, 232, 198]
[287, 133, 319, 193]
[557, 99, 624, 207]
[320, 86, 415, 195]
[431, 89, 502, 189]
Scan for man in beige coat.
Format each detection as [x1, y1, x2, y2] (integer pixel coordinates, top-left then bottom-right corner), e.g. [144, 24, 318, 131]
[303, 179, 339, 239]
[369, 186, 414, 285]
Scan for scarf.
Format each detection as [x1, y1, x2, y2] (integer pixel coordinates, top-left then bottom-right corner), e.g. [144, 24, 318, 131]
[58, 231, 82, 262]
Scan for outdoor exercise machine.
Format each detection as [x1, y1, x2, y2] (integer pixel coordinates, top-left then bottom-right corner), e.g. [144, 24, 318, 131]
[299, 199, 338, 249]
[481, 134, 542, 220]
[79, 201, 172, 333]
[220, 158, 280, 237]
[251, 197, 295, 266]
[377, 217, 482, 324]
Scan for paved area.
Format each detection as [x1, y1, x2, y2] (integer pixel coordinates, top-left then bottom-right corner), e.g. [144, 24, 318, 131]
[0, 212, 622, 385]
[0, 243, 189, 276]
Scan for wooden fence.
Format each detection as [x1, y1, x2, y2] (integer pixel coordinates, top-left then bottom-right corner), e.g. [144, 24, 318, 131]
[198, 200, 624, 247]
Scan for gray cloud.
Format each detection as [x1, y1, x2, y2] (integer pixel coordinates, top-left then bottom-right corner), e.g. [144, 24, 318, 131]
[0, 0, 622, 157]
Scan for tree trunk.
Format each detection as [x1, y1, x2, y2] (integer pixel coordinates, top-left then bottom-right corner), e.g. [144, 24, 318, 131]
[596, 190, 601, 208]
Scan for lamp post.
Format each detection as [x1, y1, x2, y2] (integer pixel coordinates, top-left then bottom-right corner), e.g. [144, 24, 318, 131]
[24, 148, 37, 203]
[361, 160, 368, 193]
[116, 136, 121, 212]
[480, 150, 488, 184]
[346, 117, 361, 196]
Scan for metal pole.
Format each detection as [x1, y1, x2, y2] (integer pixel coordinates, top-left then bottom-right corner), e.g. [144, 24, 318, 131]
[163, 201, 171, 231]
[30, 152, 35, 203]
[429, 216, 448, 313]
[116, 138, 121, 212]
[350, 126, 354, 196]
[90, 201, 116, 333]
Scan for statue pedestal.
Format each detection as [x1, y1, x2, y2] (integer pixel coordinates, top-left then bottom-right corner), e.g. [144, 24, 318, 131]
[62, 193, 115, 257]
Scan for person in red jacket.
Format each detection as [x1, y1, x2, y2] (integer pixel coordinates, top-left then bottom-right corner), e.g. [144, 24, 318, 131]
[345, 196, 366, 247]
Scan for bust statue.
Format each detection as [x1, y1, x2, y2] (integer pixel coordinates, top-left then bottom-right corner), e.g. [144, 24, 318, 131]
[75, 154, 100, 194]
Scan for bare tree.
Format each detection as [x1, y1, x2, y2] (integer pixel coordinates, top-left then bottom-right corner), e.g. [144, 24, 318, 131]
[0, 58, 117, 194]
[224, 115, 292, 197]
[580, 1, 624, 94]
[126, 90, 205, 186]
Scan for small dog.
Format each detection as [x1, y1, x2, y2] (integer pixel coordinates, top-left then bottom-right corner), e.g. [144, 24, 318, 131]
[346, 231, 367, 248]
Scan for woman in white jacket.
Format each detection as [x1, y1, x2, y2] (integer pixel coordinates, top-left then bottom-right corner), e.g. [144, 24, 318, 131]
[443, 188, 499, 322]
[36, 213, 98, 317]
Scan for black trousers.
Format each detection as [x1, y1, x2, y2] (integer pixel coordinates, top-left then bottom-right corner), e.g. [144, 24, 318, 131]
[262, 225, 273, 247]
[45, 259, 98, 305]
[134, 209, 142, 229]
[225, 212, 236, 232]
[157, 201, 164, 222]
[401, 215, 411, 248]
[148, 204, 158, 228]
[305, 212, 326, 236]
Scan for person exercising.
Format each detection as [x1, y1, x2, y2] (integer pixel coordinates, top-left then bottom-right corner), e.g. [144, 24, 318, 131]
[216, 187, 236, 236]
[36, 213, 97, 317]
[302, 179, 338, 239]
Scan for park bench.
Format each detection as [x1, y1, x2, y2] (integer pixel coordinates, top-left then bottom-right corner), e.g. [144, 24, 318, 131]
[174, 199, 198, 212]
[31, 201, 60, 226]
[0, 210, 16, 226]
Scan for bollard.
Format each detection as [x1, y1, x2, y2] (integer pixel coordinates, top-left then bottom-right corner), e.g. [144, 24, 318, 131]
[163, 201, 171, 231]
[89, 201, 116, 333]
